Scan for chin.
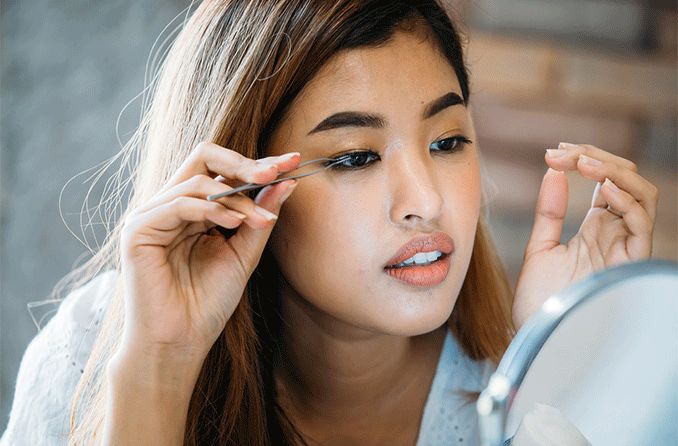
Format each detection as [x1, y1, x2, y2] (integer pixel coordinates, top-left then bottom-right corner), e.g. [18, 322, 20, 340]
[369, 295, 456, 337]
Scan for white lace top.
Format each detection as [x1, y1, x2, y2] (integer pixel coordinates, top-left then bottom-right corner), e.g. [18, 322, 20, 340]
[415, 325, 495, 446]
[0, 271, 495, 445]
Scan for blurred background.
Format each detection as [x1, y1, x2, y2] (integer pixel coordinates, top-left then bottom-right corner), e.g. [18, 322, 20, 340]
[1, 0, 676, 431]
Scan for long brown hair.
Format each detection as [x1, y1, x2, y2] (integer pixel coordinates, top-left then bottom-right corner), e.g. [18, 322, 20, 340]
[63, 1, 515, 444]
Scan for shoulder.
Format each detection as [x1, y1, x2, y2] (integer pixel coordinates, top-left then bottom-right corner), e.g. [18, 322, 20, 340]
[0, 269, 118, 446]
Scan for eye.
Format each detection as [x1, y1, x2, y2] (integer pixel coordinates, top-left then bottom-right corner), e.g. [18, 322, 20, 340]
[325, 150, 380, 170]
[430, 135, 472, 153]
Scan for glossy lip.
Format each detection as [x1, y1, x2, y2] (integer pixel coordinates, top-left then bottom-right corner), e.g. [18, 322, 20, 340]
[384, 254, 451, 287]
[383, 231, 455, 268]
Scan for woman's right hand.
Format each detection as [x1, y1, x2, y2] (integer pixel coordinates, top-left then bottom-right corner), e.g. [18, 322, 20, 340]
[116, 141, 300, 364]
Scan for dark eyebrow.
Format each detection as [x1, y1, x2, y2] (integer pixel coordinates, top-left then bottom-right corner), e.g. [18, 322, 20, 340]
[307, 112, 386, 135]
[422, 92, 465, 119]
[307, 91, 465, 135]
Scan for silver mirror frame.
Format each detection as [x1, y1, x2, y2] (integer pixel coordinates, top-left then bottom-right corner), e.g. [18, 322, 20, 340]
[476, 259, 678, 446]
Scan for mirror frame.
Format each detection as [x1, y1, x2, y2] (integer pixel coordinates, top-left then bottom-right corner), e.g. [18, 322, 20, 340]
[475, 259, 678, 446]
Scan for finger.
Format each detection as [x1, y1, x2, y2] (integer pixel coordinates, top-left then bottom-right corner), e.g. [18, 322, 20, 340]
[545, 142, 638, 172]
[524, 168, 568, 257]
[166, 142, 278, 190]
[163, 141, 300, 191]
[216, 152, 302, 190]
[137, 174, 237, 213]
[599, 178, 654, 258]
[227, 179, 298, 268]
[574, 154, 659, 221]
[122, 196, 248, 252]
[255, 153, 303, 172]
[591, 181, 607, 209]
[136, 174, 277, 229]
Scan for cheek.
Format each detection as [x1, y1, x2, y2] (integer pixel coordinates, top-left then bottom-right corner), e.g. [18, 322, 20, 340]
[441, 154, 482, 258]
[461, 156, 482, 218]
[268, 184, 376, 296]
[265, 156, 482, 333]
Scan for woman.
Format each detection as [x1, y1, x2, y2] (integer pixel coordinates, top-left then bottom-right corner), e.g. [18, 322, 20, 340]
[1, 1, 658, 445]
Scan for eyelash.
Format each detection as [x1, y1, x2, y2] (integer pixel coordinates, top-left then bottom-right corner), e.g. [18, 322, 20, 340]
[324, 135, 472, 170]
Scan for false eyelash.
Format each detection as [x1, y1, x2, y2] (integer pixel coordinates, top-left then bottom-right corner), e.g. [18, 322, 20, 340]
[431, 135, 473, 152]
[323, 135, 472, 170]
[322, 150, 380, 170]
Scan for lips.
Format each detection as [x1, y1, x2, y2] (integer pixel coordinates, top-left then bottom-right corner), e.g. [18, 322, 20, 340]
[384, 232, 455, 268]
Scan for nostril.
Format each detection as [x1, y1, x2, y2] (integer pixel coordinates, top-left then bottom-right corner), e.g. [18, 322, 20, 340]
[387, 178, 444, 226]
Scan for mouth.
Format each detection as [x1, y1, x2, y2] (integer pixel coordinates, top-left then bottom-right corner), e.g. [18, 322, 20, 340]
[384, 251, 451, 269]
[383, 232, 455, 287]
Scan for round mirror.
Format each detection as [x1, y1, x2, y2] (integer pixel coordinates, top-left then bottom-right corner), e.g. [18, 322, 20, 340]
[477, 259, 678, 446]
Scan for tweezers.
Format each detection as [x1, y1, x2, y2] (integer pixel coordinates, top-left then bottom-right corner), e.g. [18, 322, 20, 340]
[207, 156, 342, 201]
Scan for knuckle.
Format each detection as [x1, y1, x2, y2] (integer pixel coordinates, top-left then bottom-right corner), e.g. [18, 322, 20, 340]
[580, 143, 599, 153]
[627, 161, 638, 172]
[639, 214, 654, 234]
[120, 215, 141, 247]
[121, 210, 140, 232]
[625, 194, 638, 207]
[189, 173, 211, 188]
[193, 141, 212, 158]
[169, 196, 191, 210]
[233, 152, 256, 172]
[220, 147, 247, 164]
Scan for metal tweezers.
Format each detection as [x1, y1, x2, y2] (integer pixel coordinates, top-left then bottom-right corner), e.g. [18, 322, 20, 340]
[206, 156, 342, 201]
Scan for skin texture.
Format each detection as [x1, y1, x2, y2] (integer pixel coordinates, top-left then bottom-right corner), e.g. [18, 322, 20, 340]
[261, 30, 660, 444]
[265, 30, 481, 444]
[106, 23, 658, 446]
[513, 143, 659, 329]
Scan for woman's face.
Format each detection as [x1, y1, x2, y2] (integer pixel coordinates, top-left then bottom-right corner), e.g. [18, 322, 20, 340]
[266, 29, 481, 337]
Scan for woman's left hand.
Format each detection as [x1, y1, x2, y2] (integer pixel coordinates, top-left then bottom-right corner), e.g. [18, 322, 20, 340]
[512, 142, 660, 330]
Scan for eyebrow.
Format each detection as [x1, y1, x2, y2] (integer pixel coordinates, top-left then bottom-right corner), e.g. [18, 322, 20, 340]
[307, 91, 465, 135]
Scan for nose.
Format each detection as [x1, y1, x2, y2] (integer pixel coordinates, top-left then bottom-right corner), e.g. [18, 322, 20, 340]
[386, 149, 444, 229]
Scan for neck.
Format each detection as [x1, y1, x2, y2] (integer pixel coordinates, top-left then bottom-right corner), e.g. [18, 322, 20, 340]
[273, 280, 447, 432]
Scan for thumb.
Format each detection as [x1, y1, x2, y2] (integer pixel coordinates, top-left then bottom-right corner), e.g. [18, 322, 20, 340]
[524, 168, 568, 257]
[227, 179, 297, 270]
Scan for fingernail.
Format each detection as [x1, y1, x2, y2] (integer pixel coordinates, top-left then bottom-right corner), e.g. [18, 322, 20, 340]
[278, 181, 298, 204]
[546, 148, 566, 158]
[278, 152, 300, 162]
[558, 142, 580, 150]
[226, 209, 247, 220]
[579, 154, 602, 166]
[255, 206, 278, 221]
[603, 178, 620, 193]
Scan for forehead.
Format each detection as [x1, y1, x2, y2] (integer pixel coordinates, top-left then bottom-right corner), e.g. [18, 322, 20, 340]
[287, 30, 462, 128]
